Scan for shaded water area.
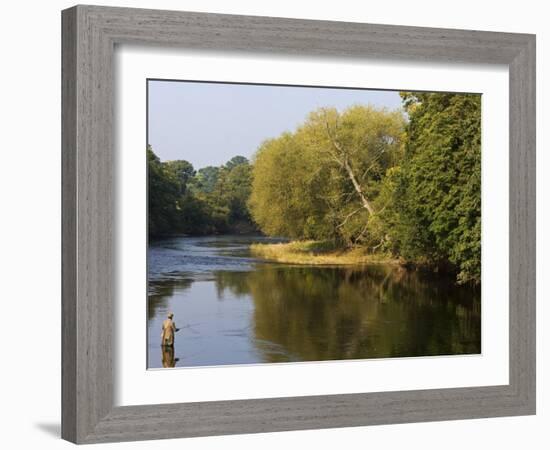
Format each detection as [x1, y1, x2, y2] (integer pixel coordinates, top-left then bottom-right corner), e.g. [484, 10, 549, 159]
[148, 235, 481, 368]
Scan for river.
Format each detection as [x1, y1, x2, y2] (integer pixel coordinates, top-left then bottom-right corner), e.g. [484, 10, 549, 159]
[147, 235, 481, 368]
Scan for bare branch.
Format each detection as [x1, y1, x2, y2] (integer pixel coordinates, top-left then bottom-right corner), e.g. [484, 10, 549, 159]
[336, 207, 363, 229]
[321, 109, 377, 216]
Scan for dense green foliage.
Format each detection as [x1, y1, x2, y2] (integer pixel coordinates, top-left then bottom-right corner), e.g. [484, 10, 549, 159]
[147, 145, 255, 237]
[248, 97, 481, 283]
[383, 93, 482, 283]
[249, 106, 404, 244]
[149, 93, 481, 283]
[148, 147, 180, 237]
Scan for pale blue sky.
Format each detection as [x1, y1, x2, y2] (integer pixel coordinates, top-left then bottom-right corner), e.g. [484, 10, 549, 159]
[147, 80, 403, 169]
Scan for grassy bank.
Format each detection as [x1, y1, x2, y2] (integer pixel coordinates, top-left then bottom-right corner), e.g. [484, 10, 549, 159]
[250, 240, 400, 266]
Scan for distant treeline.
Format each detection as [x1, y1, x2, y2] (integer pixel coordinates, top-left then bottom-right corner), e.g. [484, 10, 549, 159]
[148, 149, 255, 237]
[149, 91, 481, 283]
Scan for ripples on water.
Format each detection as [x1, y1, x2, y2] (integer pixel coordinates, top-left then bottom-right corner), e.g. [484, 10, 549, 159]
[147, 235, 481, 369]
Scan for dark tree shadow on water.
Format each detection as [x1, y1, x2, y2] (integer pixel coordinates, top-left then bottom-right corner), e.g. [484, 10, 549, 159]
[216, 265, 481, 363]
[35, 422, 60, 438]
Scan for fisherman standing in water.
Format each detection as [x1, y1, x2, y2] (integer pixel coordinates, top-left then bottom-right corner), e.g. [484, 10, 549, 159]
[161, 312, 179, 347]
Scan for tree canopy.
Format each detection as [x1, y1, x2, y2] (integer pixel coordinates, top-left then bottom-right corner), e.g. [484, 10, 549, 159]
[147, 146, 256, 237]
[382, 92, 482, 283]
[249, 105, 405, 246]
[248, 97, 481, 283]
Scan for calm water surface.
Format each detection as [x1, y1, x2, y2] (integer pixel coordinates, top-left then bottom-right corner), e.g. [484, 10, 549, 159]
[148, 235, 480, 368]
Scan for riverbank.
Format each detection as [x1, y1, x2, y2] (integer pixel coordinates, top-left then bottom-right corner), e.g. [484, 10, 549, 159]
[250, 240, 400, 266]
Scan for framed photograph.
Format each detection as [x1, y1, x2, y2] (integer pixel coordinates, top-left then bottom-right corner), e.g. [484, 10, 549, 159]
[62, 5, 536, 444]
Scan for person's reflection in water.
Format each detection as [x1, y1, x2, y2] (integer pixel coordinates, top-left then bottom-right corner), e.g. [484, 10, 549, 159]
[161, 344, 179, 368]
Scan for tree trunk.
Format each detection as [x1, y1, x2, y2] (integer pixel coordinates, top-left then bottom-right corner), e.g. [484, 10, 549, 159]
[322, 117, 376, 216]
[343, 159, 375, 215]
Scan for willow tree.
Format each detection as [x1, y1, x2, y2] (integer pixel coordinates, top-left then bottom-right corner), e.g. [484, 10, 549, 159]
[248, 133, 328, 239]
[302, 106, 404, 245]
[249, 105, 405, 245]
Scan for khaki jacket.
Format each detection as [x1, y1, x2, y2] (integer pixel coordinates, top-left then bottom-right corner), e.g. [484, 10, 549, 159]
[161, 318, 176, 346]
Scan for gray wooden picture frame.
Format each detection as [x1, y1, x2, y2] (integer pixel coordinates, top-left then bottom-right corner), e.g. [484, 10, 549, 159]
[61, 4, 536, 444]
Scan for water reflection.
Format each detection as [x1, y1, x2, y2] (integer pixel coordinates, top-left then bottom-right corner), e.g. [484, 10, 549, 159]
[147, 277, 193, 322]
[148, 252, 480, 368]
[217, 266, 480, 363]
[161, 345, 179, 368]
